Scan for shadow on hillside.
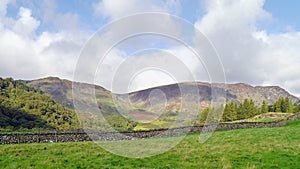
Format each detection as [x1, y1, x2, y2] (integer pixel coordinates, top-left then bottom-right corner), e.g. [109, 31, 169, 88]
[0, 105, 54, 130]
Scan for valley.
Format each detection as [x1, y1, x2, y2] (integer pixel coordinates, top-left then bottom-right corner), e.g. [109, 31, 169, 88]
[1, 76, 299, 132]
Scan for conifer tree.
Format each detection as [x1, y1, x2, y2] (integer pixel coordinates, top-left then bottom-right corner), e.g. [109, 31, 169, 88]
[285, 97, 294, 113]
[294, 104, 300, 113]
[260, 100, 268, 114]
[274, 97, 283, 112]
[237, 99, 259, 119]
[222, 101, 237, 122]
[197, 107, 210, 125]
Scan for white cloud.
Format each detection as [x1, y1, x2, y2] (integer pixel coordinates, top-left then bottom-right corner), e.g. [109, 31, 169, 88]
[94, 45, 208, 93]
[41, 0, 80, 33]
[1, 0, 300, 97]
[93, 0, 180, 20]
[13, 7, 40, 37]
[0, 0, 15, 29]
[195, 0, 300, 96]
[0, 0, 185, 92]
[0, 0, 9, 17]
[0, 3, 88, 80]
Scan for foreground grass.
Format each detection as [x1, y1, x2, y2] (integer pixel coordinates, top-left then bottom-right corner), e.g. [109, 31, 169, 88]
[0, 120, 299, 168]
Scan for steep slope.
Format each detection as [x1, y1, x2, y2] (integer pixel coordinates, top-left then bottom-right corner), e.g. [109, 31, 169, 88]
[25, 77, 299, 130]
[226, 83, 299, 105]
[129, 82, 298, 109]
[28, 77, 298, 110]
[26, 77, 138, 131]
[0, 78, 137, 132]
[0, 78, 80, 131]
[6, 76, 297, 131]
[26, 77, 112, 109]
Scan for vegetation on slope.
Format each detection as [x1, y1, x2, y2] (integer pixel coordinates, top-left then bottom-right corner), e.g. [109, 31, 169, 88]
[0, 78, 138, 132]
[0, 78, 80, 131]
[26, 77, 300, 130]
[1, 77, 298, 131]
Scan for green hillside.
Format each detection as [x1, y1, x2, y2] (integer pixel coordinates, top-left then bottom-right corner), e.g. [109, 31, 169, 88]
[27, 77, 300, 130]
[1, 77, 298, 132]
[0, 78, 80, 131]
[0, 78, 137, 132]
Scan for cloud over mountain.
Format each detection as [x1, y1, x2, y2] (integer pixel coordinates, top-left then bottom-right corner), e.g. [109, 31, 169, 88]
[0, 0, 299, 96]
[195, 0, 300, 95]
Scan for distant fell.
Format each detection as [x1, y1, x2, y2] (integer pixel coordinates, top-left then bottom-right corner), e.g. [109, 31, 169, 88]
[28, 77, 299, 108]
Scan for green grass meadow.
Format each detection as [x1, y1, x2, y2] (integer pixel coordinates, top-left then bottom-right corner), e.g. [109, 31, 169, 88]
[0, 119, 299, 168]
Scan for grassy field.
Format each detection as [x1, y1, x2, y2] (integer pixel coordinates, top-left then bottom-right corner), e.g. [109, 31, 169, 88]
[245, 117, 287, 122]
[0, 119, 299, 168]
[226, 117, 287, 123]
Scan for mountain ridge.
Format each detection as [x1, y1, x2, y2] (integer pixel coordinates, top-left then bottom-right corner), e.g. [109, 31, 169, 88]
[26, 77, 299, 127]
[25, 76, 298, 97]
[27, 76, 299, 106]
[25, 76, 300, 95]
[1, 76, 299, 131]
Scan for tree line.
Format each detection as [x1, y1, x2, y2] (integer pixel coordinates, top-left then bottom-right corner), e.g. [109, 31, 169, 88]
[197, 97, 297, 125]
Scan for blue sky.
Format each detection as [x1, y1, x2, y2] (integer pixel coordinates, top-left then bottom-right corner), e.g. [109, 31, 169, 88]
[264, 0, 300, 32]
[0, 0, 300, 96]
[4, 0, 300, 34]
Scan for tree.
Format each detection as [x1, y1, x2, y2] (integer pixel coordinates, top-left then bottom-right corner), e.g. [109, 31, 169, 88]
[284, 97, 294, 113]
[268, 105, 274, 112]
[249, 99, 259, 117]
[274, 97, 283, 112]
[196, 108, 210, 125]
[237, 99, 247, 120]
[273, 97, 293, 113]
[260, 100, 268, 114]
[294, 105, 300, 113]
[222, 101, 237, 122]
[237, 99, 258, 120]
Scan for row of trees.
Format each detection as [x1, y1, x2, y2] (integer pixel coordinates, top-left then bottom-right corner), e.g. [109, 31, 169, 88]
[269, 97, 294, 113]
[197, 97, 296, 124]
[222, 99, 259, 122]
[222, 97, 295, 122]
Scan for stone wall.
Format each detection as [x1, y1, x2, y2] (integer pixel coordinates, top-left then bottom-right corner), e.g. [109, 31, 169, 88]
[1, 112, 299, 144]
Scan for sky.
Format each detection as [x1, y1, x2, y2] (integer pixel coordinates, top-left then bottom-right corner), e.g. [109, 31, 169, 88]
[0, 0, 300, 96]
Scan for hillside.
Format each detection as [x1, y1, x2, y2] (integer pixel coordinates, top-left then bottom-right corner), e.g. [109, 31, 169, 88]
[226, 83, 299, 105]
[130, 82, 298, 107]
[28, 77, 298, 109]
[26, 77, 112, 109]
[0, 76, 299, 131]
[0, 78, 137, 132]
[0, 78, 79, 131]
[25, 77, 299, 129]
